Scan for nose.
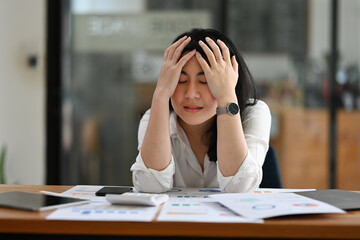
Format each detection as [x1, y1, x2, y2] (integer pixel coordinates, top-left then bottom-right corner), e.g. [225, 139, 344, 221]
[184, 81, 200, 99]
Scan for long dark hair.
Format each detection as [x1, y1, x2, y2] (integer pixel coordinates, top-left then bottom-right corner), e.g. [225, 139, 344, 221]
[170, 28, 258, 162]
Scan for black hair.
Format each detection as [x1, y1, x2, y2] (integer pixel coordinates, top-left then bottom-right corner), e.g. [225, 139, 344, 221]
[170, 28, 258, 162]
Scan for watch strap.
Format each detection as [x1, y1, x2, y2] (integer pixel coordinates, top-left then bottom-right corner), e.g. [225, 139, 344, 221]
[216, 106, 228, 115]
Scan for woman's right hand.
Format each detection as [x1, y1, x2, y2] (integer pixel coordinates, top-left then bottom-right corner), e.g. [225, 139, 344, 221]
[154, 36, 196, 99]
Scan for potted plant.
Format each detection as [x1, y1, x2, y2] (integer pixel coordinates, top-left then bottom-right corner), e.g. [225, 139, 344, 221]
[0, 145, 6, 184]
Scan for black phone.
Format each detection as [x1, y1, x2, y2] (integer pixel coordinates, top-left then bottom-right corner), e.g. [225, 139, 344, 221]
[95, 186, 133, 196]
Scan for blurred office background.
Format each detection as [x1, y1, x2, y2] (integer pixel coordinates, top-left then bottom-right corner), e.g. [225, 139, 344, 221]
[0, 0, 359, 190]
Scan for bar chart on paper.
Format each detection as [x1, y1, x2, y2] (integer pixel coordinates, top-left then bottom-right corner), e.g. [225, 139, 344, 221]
[47, 203, 159, 221]
[165, 188, 222, 198]
[157, 198, 262, 223]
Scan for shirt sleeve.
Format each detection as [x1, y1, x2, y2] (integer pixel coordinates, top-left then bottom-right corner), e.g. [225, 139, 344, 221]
[130, 109, 175, 193]
[217, 100, 271, 193]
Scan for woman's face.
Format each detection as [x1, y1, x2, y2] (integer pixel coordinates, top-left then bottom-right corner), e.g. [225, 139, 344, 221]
[171, 55, 217, 127]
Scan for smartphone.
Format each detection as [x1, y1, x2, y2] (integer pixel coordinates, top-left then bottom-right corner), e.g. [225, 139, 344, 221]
[95, 186, 133, 196]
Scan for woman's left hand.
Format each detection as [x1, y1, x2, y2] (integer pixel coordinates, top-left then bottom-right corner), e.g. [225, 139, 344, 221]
[196, 37, 239, 104]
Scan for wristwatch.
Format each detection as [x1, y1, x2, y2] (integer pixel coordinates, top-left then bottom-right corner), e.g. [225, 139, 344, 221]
[216, 102, 239, 116]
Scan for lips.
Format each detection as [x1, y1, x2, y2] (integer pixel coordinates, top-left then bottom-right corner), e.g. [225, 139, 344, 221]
[184, 105, 203, 113]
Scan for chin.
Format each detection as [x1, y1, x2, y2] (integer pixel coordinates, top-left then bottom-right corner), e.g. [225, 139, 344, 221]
[182, 118, 206, 126]
[178, 112, 215, 126]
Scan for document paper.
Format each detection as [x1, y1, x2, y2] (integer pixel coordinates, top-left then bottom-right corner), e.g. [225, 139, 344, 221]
[46, 186, 326, 222]
[156, 188, 313, 223]
[46, 185, 159, 222]
[210, 192, 345, 219]
[157, 197, 262, 223]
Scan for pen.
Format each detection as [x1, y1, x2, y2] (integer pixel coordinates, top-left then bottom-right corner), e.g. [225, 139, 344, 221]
[40, 190, 87, 200]
[39, 190, 76, 198]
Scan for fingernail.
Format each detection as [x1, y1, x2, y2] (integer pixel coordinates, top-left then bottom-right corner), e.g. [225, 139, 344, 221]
[199, 40, 203, 44]
[205, 37, 211, 42]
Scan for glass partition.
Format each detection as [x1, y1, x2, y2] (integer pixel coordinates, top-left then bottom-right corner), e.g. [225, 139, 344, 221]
[336, 0, 360, 190]
[61, 0, 221, 185]
[58, 0, 360, 190]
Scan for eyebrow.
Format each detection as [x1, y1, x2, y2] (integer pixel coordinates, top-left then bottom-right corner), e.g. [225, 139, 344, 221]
[181, 71, 205, 76]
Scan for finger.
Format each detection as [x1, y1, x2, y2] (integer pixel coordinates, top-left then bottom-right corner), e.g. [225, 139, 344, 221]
[205, 37, 222, 59]
[217, 39, 230, 63]
[166, 35, 187, 60]
[165, 36, 188, 61]
[172, 37, 192, 63]
[231, 55, 238, 73]
[195, 51, 211, 72]
[177, 49, 196, 68]
[205, 37, 223, 62]
[198, 40, 216, 66]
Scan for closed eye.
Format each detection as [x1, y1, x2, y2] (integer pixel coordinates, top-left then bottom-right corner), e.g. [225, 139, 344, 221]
[197, 72, 206, 84]
[179, 71, 188, 83]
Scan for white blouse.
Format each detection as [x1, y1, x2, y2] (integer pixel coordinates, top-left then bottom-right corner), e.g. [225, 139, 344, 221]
[130, 100, 271, 193]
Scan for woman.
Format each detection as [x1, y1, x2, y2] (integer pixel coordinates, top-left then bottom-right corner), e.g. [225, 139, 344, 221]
[131, 28, 271, 193]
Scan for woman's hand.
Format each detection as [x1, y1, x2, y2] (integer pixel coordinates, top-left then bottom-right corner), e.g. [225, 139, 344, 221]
[196, 37, 239, 104]
[154, 36, 196, 100]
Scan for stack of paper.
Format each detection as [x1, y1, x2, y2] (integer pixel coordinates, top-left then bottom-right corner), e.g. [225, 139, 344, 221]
[46, 185, 159, 222]
[45, 186, 346, 222]
[157, 188, 262, 223]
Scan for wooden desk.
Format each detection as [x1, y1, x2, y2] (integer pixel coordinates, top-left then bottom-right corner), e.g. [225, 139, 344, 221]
[1, 185, 360, 239]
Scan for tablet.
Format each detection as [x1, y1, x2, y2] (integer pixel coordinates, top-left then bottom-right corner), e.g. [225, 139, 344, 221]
[296, 189, 360, 210]
[0, 191, 90, 211]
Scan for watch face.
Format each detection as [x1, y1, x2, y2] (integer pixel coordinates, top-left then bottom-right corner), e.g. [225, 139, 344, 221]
[227, 103, 239, 115]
